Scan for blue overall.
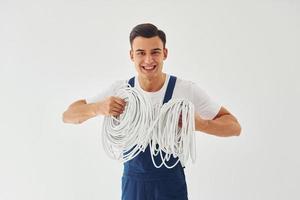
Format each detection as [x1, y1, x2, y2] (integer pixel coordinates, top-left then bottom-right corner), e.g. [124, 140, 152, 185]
[121, 76, 188, 200]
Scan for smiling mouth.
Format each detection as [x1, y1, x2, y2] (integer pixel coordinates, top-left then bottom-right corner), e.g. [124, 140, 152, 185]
[142, 65, 157, 71]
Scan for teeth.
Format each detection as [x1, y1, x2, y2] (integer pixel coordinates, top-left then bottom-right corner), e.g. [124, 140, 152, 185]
[143, 66, 155, 70]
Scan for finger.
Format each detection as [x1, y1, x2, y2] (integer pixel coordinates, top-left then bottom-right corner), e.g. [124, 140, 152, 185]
[178, 121, 182, 128]
[112, 108, 124, 114]
[112, 103, 124, 111]
[110, 111, 120, 116]
[178, 119, 182, 124]
[113, 97, 126, 107]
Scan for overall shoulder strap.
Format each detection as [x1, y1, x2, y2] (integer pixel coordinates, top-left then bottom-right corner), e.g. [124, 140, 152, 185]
[163, 75, 177, 104]
[128, 75, 177, 104]
[128, 77, 135, 87]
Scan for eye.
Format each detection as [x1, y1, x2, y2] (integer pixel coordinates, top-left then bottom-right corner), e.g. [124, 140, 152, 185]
[152, 51, 160, 55]
[137, 52, 145, 56]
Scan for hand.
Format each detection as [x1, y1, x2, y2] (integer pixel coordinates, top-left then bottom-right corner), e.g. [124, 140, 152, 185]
[96, 96, 126, 116]
[178, 113, 182, 128]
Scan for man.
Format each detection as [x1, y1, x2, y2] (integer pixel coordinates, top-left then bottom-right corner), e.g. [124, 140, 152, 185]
[63, 23, 241, 200]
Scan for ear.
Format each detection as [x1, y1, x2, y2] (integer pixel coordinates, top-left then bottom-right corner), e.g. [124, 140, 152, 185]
[129, 49, 134, 61]
[163, 48, 168, 60]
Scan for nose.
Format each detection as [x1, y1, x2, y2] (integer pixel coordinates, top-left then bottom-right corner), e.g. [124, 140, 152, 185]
[144, 55, 153, 64]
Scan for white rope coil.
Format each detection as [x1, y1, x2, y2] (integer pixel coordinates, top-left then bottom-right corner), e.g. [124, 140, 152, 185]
[101, 84, 196, 168]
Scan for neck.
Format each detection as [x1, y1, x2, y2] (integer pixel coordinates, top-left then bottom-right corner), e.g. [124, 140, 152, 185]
[138, 73, 166, 92]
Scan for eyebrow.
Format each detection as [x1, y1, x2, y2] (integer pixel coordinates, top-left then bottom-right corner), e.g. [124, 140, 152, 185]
[151, 48, 162, 51]
[135, 48, 162, 52]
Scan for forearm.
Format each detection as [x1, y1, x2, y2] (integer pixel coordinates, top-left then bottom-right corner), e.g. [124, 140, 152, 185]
[62, 102, 100, 124]
[195, 114, 241, 137]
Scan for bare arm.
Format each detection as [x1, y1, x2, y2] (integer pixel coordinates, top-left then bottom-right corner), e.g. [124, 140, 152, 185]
[195, 106, 242, 137]
[62, 97, 126, 124]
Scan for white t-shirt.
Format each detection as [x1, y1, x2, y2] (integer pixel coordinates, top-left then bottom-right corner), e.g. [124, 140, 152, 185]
[86, 74, 221, 120]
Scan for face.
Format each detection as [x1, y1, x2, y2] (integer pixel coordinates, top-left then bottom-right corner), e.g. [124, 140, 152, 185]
[130, 36, 168, 80]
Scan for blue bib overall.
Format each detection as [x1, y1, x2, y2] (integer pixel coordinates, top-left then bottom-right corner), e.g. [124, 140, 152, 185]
[121, 76, 188, 200]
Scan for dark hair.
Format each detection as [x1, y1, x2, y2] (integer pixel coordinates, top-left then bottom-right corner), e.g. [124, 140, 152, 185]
[129, 23, 166, 48]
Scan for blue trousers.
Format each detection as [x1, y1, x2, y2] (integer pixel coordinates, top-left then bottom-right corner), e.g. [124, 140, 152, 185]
[121, 146, 188, 200]
[121, 174, 188, 200]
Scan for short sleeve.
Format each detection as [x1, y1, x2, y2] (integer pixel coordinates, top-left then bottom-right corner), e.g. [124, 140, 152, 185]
[85, 80, 127, 104]
[191, 83, 221, 120]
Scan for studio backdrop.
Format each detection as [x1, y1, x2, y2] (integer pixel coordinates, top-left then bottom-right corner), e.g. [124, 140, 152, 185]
[0, 0, 299, 199]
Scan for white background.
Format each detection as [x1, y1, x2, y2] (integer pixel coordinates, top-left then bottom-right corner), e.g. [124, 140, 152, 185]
[1, 0, 299, 199]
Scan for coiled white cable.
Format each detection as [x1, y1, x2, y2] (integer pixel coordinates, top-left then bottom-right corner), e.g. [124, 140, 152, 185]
[101, 84, 196, 168]
[102, 84, 153, 162]
[149, 99, 196, 168]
